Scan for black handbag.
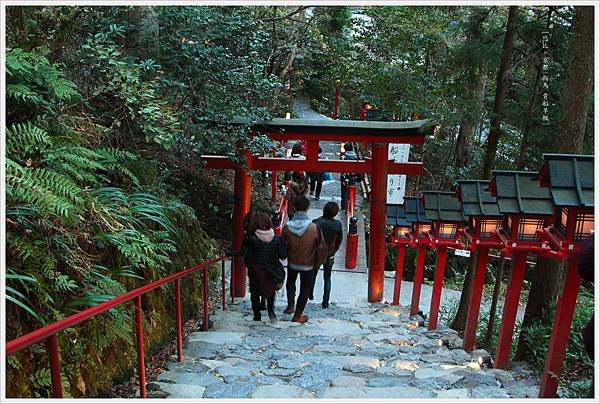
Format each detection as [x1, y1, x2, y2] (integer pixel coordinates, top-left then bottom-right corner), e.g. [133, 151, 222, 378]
[258, 239, 285, 289]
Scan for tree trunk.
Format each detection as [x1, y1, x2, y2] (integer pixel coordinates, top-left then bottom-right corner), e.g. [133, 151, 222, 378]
[484, 257, 506, 350]
[127, 6, 160, 60]
[481, 6, 518, 179]
[454, 10, 488, 168]
[516, 63, 542, 169]
[515, 5, 594, 361]
[451, 250, 478, 331]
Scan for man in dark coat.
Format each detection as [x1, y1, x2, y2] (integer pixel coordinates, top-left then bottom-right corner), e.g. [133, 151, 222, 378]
[312, 202, 343, 309]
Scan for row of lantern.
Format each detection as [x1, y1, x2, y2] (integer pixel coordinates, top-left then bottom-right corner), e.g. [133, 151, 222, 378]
[385, 153, 594, 398]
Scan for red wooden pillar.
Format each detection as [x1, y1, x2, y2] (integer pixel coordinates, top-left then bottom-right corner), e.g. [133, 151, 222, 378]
[392, 244, 406, 305]
[232, 152, 251, 298]
[494, 251, 528, 369]
[428, 245, 448, 330]
[271, 171, 277, 203]
[367, 143, 388, 302]
[539, 257, 581, 398]
[463, 246, 490, 351]
[410, 245, 427, 316]
[333, 87, 340, 119]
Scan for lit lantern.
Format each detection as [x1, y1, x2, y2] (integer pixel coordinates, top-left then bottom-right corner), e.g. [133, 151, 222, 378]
[535, 154, 594, 398]
[402, 197, 432, 316]
[455, 180, 504, 352]
[386, 203, 413, 306]
[488, 170, 555, 370]
[422, 191, 466, 330]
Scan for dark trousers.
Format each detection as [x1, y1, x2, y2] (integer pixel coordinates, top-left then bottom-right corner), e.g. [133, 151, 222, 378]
[251, 293, 274, 319]
[286, 268, 317, 317]
[308, 172, 323, 197]
[340, 181, 347, 210]
[321, 258, 334, 304]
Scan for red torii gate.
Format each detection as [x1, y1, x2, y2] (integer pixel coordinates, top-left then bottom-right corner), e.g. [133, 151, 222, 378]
[201, 118, 431, 302]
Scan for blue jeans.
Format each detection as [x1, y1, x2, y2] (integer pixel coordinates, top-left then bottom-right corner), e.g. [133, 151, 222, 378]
[322, 258, 334, 304]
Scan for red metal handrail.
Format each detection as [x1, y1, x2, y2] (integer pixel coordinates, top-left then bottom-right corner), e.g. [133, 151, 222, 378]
[6, 255, 228, 398]
[274, 188, 289, 236]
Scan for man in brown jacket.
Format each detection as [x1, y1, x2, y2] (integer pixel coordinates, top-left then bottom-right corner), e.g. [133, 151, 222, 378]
[281, 195, 318, 324]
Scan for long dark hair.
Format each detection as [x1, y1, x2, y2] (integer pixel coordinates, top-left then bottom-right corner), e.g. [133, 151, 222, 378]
[291, 142, 303, 156]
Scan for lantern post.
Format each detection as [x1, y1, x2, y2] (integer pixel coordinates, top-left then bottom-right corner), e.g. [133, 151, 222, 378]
[534, 154, 594, 398]
[402, 197, 432, 316]
[488, 170, 556, 369]
[455, 180, 504, 352]
[386, 204, 413, 306]
[422, 192, 466, 330]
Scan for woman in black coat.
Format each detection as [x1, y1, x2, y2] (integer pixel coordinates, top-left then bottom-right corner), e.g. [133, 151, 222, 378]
[245, 212, 287, 322]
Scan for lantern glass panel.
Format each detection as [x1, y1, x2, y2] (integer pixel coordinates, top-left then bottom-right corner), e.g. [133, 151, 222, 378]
[555, 208, 568, 237]
[438, 223, 458, 239]
[574, 213, 594, 242]
[396, 226, 411, 239]
[417, 223, 432, 237]
[515, 218, 546, 241]
[480, 218, 502, 238]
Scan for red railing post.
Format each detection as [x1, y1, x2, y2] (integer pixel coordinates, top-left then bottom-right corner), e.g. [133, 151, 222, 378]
[221, 260, 227, 311]
[203, 267, 209, 331]
[134, 296, 146, 398]
[494, 251, 527, 369]
[175, 279, 183, 363]
[46, 334, 63, 398]
[463, 247, 490, 351]
[392, 244, 405, 305]
[428, 245, 448, 330]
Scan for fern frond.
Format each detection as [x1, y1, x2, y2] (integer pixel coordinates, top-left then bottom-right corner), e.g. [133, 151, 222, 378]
[6, 122, 52, 161]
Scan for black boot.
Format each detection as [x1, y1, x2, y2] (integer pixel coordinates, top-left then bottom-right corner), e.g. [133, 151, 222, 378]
[267, 296, 277, 322]
[251, 293, 261, 321]
[283, 296, 295, 314]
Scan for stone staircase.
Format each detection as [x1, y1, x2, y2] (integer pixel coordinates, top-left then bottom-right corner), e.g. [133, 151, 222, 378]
[148, 294, 540, 399]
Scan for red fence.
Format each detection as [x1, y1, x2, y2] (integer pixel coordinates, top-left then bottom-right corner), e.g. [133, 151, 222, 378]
[6, 255, 229, 398]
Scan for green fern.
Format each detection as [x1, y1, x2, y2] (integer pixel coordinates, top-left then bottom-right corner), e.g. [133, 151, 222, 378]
[6, 122, 52, 161]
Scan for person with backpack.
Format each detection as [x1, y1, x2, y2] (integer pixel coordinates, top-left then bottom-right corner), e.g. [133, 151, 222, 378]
[285, 172, 308, 220]
[244, 212, 287, 322]
[311, 202, 343, 309]
[281, 195, 325, 324]
[340, 142, 364, 211]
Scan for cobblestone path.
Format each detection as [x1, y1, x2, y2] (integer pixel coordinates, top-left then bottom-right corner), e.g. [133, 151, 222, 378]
[148, 298, 540, 399]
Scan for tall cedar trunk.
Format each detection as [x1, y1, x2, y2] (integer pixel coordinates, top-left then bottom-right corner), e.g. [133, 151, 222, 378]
[454, 10, 488, 167]
[126, 7, 159, 60]
[515, 6, 594, 360]
[481, 6, 518, 180]
[516, 63, 542, 169]
[451, 250, 479, 331]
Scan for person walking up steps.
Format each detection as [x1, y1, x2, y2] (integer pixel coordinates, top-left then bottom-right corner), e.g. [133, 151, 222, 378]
[281, 195, 318, 324]
[312, 202, 343, 309]
[245, 212, 287, 322]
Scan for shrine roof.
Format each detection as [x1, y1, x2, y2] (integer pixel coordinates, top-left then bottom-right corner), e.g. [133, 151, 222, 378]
[490, 171, 554, 215]
[422, 191, 465, 222]
[456, 180, 502, 217]
[403, 197, 430, 223]
[386, 204, 412, 227]
[539, 154, 594, 208]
